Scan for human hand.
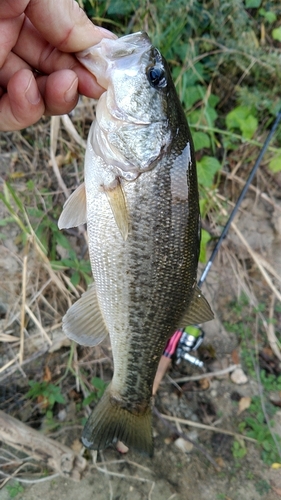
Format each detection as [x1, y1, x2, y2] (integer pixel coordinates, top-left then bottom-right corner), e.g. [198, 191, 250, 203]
[0, 0, 116, 131]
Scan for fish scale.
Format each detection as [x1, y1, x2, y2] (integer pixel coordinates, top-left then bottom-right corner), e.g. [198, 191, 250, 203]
[58, 31, 214, 456]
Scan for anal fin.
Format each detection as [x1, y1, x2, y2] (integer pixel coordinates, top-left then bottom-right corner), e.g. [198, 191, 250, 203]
[62, 284, 108, 346]
[178, 284, 214, 327]
[58, 183, 87, 229]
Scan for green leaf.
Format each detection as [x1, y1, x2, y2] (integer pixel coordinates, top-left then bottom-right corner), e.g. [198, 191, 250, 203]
[193, 131, 211, 152]
[259, 8, 277, 23]
[0, 217, 14, 226]
[272, 27, 281, 42]
[48, 394, 55, 406]
[262, 440, 273, 452]
[6, 481, 24, 498]
[199, 229, 211, 263]
[82, 393, 98, 406]
[197, 156, 221, 187]
[71, 270, 80, 287]
[54, 393, 66, 404]
[27, 207, 45, 218]
[107, 0, 136, 15]
[91, 377, 106, 390]
[226, 106, 258, 139]
[183, 85, 203, 109]
[245, 0, 261, 7]
[241, 115, 258, 140]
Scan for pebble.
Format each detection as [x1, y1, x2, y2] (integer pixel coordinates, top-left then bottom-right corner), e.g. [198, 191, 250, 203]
[230, 367, 248, 385]
[174, 437, 194, 453]
[57, 409, 67, 421]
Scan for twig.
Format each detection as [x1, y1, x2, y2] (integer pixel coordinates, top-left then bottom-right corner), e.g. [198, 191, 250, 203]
[20, 246, 28, 364]
[0, 410, 87, 481]
[0, 348, 49, 382]
[173, 364, 239, 383]
[94, 465, 154, 484]
[148, 481, 155, 500]
[99, 451, 113, 500]
[0, 462, 33, 489]
[220, 170, 280, 210]
[50, 116, 69, 199]
[0, 354, 19, 374]
[157, 411, 257, 443]
[0, 471, 60, 486]
[24, 304, 52, 346]
[0, 334, 19, 342]
[61, 115, 87, 149]
[231, 222, 281, 303]
[267, 295, 281, 361]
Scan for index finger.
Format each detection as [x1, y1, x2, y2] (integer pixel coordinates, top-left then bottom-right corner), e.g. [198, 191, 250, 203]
[24, 0, 116, 52]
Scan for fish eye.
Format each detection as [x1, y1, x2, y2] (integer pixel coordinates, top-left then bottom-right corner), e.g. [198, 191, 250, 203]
[147, 66, 166, 89]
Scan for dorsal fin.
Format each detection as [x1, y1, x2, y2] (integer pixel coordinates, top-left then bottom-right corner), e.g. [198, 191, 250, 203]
[178, 285, 214, 327]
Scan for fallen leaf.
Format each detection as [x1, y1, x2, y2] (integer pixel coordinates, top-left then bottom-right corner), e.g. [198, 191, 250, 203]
[199, 378, 210, 390]
[215, 457, 226, 468]
[262, 346, 274, 358]
[238, 396, 251, 415]
[43, 366, 52, 382]
[271, 463, 281, 469]
[231, 349, 240, 364]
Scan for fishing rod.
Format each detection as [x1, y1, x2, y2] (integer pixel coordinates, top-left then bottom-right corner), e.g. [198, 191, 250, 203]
[198, 109, 281, 288]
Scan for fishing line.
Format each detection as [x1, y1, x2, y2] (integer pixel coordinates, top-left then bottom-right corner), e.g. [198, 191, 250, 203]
[198, 109, 281, 288]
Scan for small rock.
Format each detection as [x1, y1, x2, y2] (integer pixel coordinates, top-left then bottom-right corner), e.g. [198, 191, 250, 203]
[174, 437, 194, 453]
[186, 430, 198, 441]
[230, 367, 248, 385]
[57, 409, 67, 421]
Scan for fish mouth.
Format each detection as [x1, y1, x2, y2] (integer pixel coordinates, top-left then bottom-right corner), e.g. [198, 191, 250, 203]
[76, 31, 152, 90]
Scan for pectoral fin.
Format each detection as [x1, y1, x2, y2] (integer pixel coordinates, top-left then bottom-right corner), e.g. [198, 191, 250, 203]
[178, 285, 214, 327]
[62, 284, 108, 346]
[58, 183, 87, 229]
[105, 179, 129, 240]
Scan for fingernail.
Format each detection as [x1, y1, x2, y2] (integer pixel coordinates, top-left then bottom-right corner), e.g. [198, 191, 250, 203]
[64, 77, 78, 103]
[96, 26, 118, 39]
[25, 75, 41, 105]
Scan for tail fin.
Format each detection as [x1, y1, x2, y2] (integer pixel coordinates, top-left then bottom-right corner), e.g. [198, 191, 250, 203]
[82, 388, 153, 457]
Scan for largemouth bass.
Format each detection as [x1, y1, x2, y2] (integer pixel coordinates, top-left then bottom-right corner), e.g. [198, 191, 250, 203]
[58, 32, 213, 457]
